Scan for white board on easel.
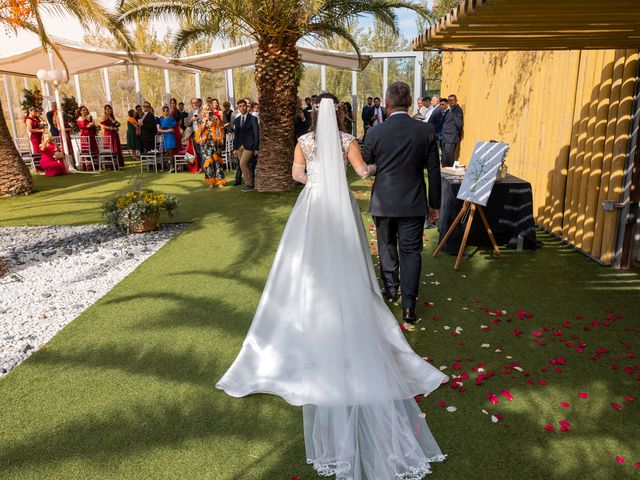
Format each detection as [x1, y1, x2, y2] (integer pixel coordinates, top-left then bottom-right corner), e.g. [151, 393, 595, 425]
[456, 141, 509, 207]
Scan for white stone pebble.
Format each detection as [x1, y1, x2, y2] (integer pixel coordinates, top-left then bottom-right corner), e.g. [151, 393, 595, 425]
[0, 224, 185, 377]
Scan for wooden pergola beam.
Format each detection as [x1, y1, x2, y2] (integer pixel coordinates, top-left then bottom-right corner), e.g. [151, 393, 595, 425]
[414, 0, 640, 51]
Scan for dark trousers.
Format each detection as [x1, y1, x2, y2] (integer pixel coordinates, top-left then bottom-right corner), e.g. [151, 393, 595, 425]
[373, 216, 424, 309]
[141, 132, 155, 153]
[442, 142, 458, 167]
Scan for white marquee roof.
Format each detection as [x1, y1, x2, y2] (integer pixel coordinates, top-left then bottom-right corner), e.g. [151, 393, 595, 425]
[0, 37, 199, 77]
[176, 42, 371, 72]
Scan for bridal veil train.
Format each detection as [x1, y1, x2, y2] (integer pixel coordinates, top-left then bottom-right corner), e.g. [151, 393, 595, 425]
[216, 97, 448, 479]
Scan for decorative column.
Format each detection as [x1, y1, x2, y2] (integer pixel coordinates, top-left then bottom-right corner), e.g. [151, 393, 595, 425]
[351, 70, 358, 136]
[163, 69, 171, 104]
[73, 74, 83, 105]
[195, 72, 202, 99]
[102, 68, 112, 106]
[414, 52, 424, 110]
[225, 69, 235, 107]
[320, 65, 327, 93]
[382, 58, 389, 103]
[133, 65, 142, 105]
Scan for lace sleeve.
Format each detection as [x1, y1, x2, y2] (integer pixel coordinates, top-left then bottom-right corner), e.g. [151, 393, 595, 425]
[292, 163, 308, 184]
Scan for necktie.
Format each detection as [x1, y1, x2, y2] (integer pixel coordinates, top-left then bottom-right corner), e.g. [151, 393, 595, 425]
[241, 115, 245, 128]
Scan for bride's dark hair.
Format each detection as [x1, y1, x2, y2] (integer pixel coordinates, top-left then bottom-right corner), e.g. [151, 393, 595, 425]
[309, 93, 347, 134]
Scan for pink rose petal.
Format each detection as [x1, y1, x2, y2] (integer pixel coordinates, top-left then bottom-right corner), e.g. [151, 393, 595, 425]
[578, 392, 589, 399]
[615, 456, 625, 464]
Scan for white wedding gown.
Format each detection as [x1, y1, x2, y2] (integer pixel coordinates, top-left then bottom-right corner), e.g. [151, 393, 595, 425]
[216, 100, 448, 479]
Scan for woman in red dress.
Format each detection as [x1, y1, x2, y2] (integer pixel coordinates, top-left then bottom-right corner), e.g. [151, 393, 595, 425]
[100, 104, 125, 167]
[211, 98, 223, 122]
[76, 106, 99, 155]
[39, 133, 68, 176]
[25, 107, 45, 154]
[169, 98, 183, 151]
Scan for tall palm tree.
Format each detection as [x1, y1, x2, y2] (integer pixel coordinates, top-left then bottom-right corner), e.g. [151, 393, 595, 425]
[118, 0, 429, 192]
[0, 0, 134, 197]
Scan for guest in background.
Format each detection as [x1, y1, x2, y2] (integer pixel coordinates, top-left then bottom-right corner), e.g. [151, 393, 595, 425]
[423, 95, 440, 123]
[432, 98, 449, 153]
[25, 107, 45, 156]
[232, 99, 260, 192]
[126, 109, 141, 160]
[361, 97, 374, 136]
[370, 97, 387, 127]
[158, 105, 178, 170]
[343, 101, 354, 135]
[211, 98, 223, 121]
[416, 97, 429, 118]
[177, 101, 188, 130]
[304, 97, 313, 115]
[441, 94, 464, 167]
[134, 104, 143, 120]
[222, 101, 235, 134]
[100, 104, 124, 167]
[185, 97, 202, 173]
[139, 101, 157, 153]
[77, 106, 99, 155]
[169, 98, 183, 150]
[294, 97, 310, 140]
[38, 132, 67, 176]
[195, 105, 226, 188]
[46, 102, 59, 137]
[250, 102, 260, 120]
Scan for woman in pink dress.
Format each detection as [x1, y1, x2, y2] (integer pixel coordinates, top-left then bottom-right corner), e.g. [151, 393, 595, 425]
[100, 104, 125, 167]
[77, 106, 99, 156]
[39, 133, 68, 176]
[25, 107, 45, 153]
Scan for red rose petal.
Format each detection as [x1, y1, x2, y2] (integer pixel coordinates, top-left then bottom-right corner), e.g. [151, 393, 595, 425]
[544, 424, 555, 431]
[560, 402, 571, 408]
[578, 392, 589, 399]
[624, 396, 634, 402]
[559, 420, 571, 432]
[437, 400, 446, 407]
[500, 390, 513, 401]
[615, 456, 625, 464]
[611, 403, 622, 410]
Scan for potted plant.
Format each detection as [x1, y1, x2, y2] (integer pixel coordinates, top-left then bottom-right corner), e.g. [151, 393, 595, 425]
[103, 180, 178, 233]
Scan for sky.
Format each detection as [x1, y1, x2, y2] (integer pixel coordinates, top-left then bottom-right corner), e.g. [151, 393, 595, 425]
[0, 7, 428, 56]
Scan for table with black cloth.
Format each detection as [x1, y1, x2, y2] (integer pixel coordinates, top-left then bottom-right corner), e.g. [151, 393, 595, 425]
[436, 173, 541, 255]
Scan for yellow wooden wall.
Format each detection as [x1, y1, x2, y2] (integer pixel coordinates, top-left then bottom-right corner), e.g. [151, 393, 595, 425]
[441, 49, 639, 265]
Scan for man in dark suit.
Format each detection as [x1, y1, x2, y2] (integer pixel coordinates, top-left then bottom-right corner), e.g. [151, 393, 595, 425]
[441, 94, 464, 167]
[139, 101, 158, 153]
[361, 97, 374, 137]
[362, 82, 441, 324]
[369, 97, 388, 127]
[232, 99, 260, 192]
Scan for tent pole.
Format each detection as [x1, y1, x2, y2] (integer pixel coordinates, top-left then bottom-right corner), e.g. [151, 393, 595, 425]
[351, 70, 358, 137]
[225, 69, 235, 107]
[3, 75, 19, 141]
[133, 65, 142, 105]
[48, 50, 74, 170]
[320, 65, 326, 93]
[414, 52, 423, 112]
[73, 74, 83, 105]
[195, 72, 202, 99]
[102, 68, 112, 106]
[163, 69, 171, 105]
[382, 58, 389, 104]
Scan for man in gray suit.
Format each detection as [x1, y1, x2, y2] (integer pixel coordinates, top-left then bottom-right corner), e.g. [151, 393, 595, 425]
[441, 94, 464, 167]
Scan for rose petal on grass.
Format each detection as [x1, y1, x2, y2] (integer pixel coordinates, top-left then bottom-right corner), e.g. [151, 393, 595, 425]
[500, 390, 514, 401]
[615, 456, 625, 464]
[544, 424, 555, 431]
[447, 406, 457, 413]
[611, 403, 622, 410]
[624, 396, 634, 402]
[559, 420, 571, 432]
[560, 402, 571, 408]
[578, 392, 589, 399]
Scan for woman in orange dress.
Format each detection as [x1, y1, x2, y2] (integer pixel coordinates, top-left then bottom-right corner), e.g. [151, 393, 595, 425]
[194, 105, 226, 189]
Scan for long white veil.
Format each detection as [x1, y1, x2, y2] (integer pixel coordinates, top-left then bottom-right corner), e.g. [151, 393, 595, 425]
[301, 99, 447, 479]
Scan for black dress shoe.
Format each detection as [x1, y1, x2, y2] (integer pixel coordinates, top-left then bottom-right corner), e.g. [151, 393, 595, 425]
[403, 307, 417, 324]
[232, 181, 242, 186]
[384, 290, 400, 302]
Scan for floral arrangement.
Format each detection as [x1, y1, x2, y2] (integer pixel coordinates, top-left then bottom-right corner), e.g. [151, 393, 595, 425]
[61, 96, 80, 133]
[102, 180, 178, 232]
[20, 86, 43, 114]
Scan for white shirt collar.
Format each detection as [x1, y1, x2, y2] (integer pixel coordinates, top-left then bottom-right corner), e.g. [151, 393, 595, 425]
[390, 111, 409, 117]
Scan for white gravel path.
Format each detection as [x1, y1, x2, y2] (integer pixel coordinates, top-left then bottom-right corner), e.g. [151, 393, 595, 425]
[0, 224, 185, 377]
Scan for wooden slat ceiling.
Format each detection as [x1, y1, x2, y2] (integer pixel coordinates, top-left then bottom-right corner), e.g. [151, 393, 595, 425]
[413, 0, 640, 51]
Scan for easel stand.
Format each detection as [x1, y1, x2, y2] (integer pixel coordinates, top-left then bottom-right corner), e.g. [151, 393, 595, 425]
[433, 200, 501, 270]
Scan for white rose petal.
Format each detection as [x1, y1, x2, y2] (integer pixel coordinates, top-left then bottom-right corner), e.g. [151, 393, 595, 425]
[446, 406, 457, 413]
[491, 415, 499, 423]
[481, 409, 489, 415]
[481, 343, 490, 348]
[443, 325, 450, 330]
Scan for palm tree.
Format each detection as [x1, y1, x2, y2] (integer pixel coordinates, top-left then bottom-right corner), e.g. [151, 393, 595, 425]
[0, 1, 135, 197]
[118, 0, 428, 192]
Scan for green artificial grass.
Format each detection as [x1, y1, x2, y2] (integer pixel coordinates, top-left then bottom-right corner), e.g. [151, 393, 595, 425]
[0, 167, 639, 480]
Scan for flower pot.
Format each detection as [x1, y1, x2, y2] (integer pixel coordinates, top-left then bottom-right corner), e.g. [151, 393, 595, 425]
[129, 214, 160, 233]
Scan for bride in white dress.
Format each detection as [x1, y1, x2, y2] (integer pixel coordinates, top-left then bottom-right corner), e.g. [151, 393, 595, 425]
[216, 94, 448, 479]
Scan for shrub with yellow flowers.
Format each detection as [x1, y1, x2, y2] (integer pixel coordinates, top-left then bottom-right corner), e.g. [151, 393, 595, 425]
[102, 179, 178, 233]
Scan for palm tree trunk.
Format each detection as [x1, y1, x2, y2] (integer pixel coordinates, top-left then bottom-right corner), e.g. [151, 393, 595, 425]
[0, 97, 33, 197]
[254, 41, 301, 192]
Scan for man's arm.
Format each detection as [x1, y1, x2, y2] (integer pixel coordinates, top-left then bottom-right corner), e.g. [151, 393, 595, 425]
[425, 125, 442, 210]
[232, 118, 240, 150]
[361, 128, 375, 166]
[453, 107, 464, 133]
[251, 115, 260, 150]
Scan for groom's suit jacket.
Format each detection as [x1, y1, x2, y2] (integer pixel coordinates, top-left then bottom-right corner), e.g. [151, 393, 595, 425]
[361, 112, 441, 217]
